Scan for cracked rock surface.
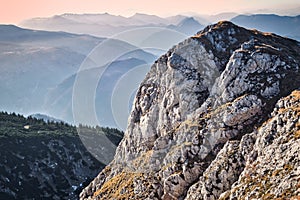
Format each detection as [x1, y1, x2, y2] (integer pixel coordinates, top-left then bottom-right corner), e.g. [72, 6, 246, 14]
[80, 21, 300, 200]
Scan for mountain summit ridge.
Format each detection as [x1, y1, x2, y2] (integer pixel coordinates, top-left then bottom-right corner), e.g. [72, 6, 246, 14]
[80, 21, 300, 199]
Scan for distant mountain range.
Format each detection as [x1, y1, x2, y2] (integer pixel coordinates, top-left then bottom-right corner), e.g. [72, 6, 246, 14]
[1, 12, 299, 130]
[20, 12, 300, 41]
[44, 57, 155, 129]
[168, 17, 204, 35]
[0, 25, 101, 115]
[231, 14, 300, 41]
[0, 25, 157, 128]
[20, 13, 206, 37]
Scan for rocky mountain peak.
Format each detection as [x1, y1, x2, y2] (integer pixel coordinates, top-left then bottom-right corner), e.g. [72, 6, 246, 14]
[193, 21, 300, 71]
[80, 21, 300, 199]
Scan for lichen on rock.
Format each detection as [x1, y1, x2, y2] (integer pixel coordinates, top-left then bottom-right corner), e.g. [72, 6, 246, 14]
[80, 21, 300, 200]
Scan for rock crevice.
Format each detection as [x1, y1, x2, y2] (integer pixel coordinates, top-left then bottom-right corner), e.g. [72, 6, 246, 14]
[80, 21, 300, 200]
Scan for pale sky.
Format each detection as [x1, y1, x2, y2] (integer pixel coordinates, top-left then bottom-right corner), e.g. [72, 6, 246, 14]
[1, 0, 300, 24]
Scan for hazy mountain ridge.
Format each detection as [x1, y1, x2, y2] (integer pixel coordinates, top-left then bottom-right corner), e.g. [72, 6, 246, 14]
[44, 57, 155, 128]
[231, 14, 300, 41]
[19, 12, 300, 41]
[2, 12, 300, 127]
[20, 13, 206, 37]
[0, 24, 157, 127]
[80, 21, 300, 199]
[0, 25, 102, 115]
[168, 17, 204, 35]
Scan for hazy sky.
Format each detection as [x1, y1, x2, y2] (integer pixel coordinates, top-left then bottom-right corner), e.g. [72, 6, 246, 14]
[1, 0, 300, 24]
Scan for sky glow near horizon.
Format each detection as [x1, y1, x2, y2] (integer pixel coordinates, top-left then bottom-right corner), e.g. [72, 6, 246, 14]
[1, 0, 300, 24]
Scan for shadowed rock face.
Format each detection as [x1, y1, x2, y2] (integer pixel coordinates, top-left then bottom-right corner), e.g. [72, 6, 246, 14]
[80, 21, 300, 199]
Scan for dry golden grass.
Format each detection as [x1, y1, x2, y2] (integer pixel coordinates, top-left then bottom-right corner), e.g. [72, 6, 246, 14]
[93, 172, 144, 199]
[132, 150, 153, 168]
[291, 90, 300, 99]
[294, 130, 300, 140]
[290, 197, 300, 200]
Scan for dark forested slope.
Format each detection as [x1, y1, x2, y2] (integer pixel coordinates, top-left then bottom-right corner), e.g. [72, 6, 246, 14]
[0, 112, 123, 200]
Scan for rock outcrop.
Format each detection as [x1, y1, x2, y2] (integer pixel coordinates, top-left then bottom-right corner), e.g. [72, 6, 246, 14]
[219, 91, 300, 199]
[80, 21, 300, 199]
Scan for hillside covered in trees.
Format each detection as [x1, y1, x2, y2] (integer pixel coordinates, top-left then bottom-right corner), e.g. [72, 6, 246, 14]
[0, 111, 123, 200]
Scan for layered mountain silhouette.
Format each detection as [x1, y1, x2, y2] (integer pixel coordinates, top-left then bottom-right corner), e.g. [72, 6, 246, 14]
[20, 13, 205, 37]
[231, 14, 300, 41]
[1, 12, 300, 129]
[0, 25, 156, 127]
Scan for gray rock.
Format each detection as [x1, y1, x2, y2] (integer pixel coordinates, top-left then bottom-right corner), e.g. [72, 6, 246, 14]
[80, 21, 300, 200]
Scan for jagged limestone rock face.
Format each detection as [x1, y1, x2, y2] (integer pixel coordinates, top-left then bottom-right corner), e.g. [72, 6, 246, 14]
[80, 21, 300, 199]
[219, 91, 300, 199]
[185, 133, 256, 200]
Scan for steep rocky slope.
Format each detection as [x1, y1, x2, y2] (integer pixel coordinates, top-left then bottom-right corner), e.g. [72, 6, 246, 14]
[80, 21, 300, 199]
